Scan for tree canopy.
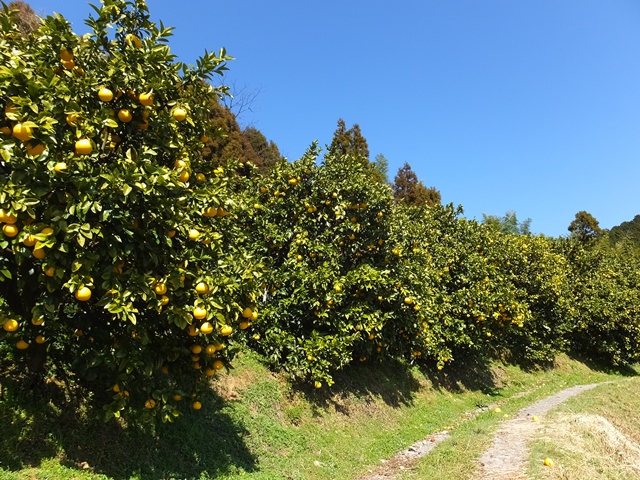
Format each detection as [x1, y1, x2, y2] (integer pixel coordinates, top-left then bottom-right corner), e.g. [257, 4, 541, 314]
[568, 211, 604, 242]
[393, 162, 441, 207]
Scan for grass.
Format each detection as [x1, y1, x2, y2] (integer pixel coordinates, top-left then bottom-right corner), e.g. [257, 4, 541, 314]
[401, 355, 636, 480]
[528, 376, 640, 480]
[0, 350, 635, 480]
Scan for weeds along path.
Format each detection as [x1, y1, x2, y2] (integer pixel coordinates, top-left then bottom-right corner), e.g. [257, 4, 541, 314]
[477, 383, 605, 479]
[355, 383, 605, 480]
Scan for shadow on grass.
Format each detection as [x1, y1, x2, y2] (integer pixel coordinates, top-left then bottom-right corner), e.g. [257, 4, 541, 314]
[0, 374, 257, 480]
[290, 357, 423, 416]
[418, 350, 503, 396]
[565, 349, 640, 377]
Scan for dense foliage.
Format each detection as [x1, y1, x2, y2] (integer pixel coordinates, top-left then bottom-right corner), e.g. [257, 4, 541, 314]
[0, 0, 262, 422]
[1, 1, 639, 424]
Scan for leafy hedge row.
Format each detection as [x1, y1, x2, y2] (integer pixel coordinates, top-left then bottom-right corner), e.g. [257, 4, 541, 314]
[245, 148, 640, 386]
[1, 1, 639, 423]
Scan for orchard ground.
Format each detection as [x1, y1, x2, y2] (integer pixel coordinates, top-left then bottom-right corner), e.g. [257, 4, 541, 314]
[1, 349, 639, 480]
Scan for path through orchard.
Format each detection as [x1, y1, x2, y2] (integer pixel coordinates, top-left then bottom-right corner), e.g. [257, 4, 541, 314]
[355, 383, 605, 480]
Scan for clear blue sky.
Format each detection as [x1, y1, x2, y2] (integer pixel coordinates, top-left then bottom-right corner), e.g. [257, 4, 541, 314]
[27, 0, 640, 237]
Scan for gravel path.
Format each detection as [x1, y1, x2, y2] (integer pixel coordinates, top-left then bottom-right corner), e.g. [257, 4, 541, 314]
[355, 383, 606, 480]
[477, 383, 605, 479]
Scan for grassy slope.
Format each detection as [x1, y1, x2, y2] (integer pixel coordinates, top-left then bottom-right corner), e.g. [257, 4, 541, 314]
[0, 350, 634, 480]
[528, 376, 640, 479]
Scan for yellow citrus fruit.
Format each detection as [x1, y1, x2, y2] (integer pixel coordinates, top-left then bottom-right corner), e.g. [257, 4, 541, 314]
[75, 138, 92, 155]
[191, 344, 202, 354]
[75, 286, 92, 301]
[205, 344, 217, 355]
[117, 109, 133, 123]
[0, 210, 16, 223]
[193, 306, 207, 320]
[40, 227, 53, 235]
[144, 399, 156, 409]
[66, 113, 79, 126]
[59, 48, 73, 61]
[205, 368, 215, 377]
[154, 283, 167, 295]
[98, 87, 114, 102]
[203, 206, 217, 217]
[200, 135, 209, 143]
[173, 394, 182, 401]
[288, 178, 297, 185]
[188, 229, 199, 240]
[213, 359, 224, 370]
[187, 324, 199, 336]
[172, 107, 187, 121]
[126, 34, 142, 48]
[2, 224, 19, 237]
[220, 325, 233, 336]
[239, 321, 250, 330]
[44, 266, 55, 277]
[167, 230, 176, 238]
[31, 317, 44, 326]
[3, 319, 18, 332]
[12, 123, 32, 141]
[314, 381, 322, 389]
[192, 401, 202, 410]
[61, 59, 75, 70]
[32, 248, 46, 259]
[22, 235, 38, 247]
[139, 92, 153, 106]
[250, 310, 258, 321]
[404, 297, 413, 305]
[53, 162, 67, 172]
[138, 121, 149, 130]
[35, 335, 45, 344]
[242, 307, 253, 319]
[543, 458, 553, 467]
[26, 143, 45, 156]
[178, 170, 190, 183]
[4, 105, 17, 118]
[196, 173, 206, 182]
[16, 340, 29, 350]
[160, 295, 169, 306]
[0, 126, 11, 135]
[200, 322, 214, 335]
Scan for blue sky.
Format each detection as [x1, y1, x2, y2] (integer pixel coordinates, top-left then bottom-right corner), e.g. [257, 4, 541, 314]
[27, 0, 640, 237]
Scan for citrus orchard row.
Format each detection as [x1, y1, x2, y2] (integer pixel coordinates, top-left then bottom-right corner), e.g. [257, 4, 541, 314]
[1, 1, 639, 424]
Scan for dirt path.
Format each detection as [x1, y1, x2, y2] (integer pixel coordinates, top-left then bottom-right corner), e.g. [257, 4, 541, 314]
[477, 383, 604, 479]
[355, 383, 605, 480]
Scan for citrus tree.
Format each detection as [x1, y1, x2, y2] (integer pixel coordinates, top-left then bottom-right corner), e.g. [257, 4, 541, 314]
[565, 238, 640, 365]
[0, 0, 262, 422]
[246, 145, 399, 387]
[387, 204, 533, 368]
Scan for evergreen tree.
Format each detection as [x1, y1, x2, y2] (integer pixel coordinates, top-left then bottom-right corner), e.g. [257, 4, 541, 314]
[393, 162, 441, 207]
[200, 100, 263, 171]
[568, 211, 604, 242]
[372, 153, 389, 183]
[243, 126, 283, 172]
[328, 118, 369, 160]
[610, 215, 640, 247]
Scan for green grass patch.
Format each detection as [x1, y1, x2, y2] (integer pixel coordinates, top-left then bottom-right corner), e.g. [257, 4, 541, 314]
[402, 355, 635, 480]
[0, 351, 635, 480]
[528, 376, 640, 480]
